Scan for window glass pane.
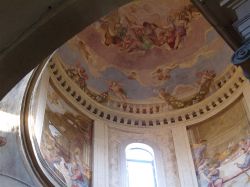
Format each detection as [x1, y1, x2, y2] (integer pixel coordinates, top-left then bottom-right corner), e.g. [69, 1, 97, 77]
[127, 161, 155, 187]
[126, 143, 157, 187]
[126, 148, 153, 161]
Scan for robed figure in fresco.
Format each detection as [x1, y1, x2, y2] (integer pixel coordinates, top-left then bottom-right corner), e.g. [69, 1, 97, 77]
[193, 137, 250, 187]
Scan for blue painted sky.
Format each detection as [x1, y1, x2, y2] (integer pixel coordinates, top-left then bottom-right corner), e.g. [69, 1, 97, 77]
[58, 42, 230, 100]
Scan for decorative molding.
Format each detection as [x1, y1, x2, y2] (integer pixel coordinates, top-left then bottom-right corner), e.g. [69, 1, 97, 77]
[20, 56, 61, 187]
[232, 39, 250, 79]
[48, 57, 246, 127]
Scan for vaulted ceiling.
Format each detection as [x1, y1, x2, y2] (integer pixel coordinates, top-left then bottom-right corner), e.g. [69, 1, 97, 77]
[56, 0, 233, 110]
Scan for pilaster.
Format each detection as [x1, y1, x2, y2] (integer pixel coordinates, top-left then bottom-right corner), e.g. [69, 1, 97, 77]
[93, 120, 109, 187]
[172, 125, 198, 187]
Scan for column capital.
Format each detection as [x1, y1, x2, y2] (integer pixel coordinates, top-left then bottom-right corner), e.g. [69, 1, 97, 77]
[232, 40, 250, 79]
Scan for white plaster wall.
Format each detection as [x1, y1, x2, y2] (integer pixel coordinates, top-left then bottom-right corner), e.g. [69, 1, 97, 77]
[0, 72, 42, 187]
[0, 175, 31, 187]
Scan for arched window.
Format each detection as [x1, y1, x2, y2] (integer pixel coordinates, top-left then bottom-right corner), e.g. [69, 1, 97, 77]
[125, 143, 157, 187]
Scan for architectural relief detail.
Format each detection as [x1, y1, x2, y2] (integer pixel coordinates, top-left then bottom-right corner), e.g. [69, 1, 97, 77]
[49, 59, 246, 128]
[53, 53, 237, 115]
[232, 39, 250, 79]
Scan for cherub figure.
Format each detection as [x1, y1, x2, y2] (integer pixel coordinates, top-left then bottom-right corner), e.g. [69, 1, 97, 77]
[152, 64, 178, 81]
[107, 80, 127, 100]
[66, 62, 88, 90]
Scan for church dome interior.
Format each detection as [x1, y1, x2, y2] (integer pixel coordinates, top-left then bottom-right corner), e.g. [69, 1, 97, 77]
[0, 0, 250, 187]
[56, 0, 232, 108]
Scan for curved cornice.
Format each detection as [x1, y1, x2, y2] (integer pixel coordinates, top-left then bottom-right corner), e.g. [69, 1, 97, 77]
[48, 56, 247, 127]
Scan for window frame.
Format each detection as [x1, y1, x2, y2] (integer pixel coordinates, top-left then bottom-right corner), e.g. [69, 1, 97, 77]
[125, 143, 158, 187]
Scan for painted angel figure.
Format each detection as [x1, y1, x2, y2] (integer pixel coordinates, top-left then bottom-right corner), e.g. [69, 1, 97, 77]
[195, 70, 216, 98]
[152, 64, 178, 81]
[197, 70, 216, 85]
[107, 80, 127, 101]
[75, 62, 88, 90]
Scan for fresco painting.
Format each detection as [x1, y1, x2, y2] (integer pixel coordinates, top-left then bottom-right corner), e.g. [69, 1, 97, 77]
[56, 0, 232, 109]
[187, 99, 250, 187]
[40, 83, 93, 187]
[158, 70, 215, 109]
[100, 3, 199, 52]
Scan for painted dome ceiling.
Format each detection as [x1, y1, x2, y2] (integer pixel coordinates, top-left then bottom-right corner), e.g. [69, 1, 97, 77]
[55, 0, 233, 110]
